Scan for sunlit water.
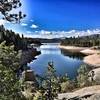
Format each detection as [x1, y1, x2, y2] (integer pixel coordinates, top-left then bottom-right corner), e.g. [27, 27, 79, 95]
[28, 43, 85, 79]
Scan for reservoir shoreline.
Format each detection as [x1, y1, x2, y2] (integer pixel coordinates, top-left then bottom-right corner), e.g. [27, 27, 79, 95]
[29, 43, 84, 79]
[59, 45, 100, 67]
[59, 45, 88, 53]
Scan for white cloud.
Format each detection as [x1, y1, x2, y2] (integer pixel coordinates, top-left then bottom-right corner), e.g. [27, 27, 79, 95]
[23, 29, 100, 38]
[21, 23, 28, 26]
[31, 24, 38, 29]
[40, 30, 51, 35]
[0, 19, 7, 25]
[26, 31, 33, 34]
[30, 20, 34, 22]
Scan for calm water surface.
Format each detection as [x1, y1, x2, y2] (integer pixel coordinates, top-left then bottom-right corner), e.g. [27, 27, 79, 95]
[28, 43, 85, 79]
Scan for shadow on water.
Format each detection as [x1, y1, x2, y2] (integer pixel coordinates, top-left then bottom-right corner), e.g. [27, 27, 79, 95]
[61, 49, 86, 60]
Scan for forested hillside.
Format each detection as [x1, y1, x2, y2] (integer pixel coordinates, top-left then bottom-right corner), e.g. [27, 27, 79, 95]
[61, 34, 100, 47]
[0, 25, 42, 50]
[0, 25, 27, 50]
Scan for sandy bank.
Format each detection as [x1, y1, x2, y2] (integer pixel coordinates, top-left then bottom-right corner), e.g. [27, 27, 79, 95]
[59, 45, 87, 53]
[80, 49, 100, 55]
[59, 45, 100, 67]
[84, 54, 100, 68]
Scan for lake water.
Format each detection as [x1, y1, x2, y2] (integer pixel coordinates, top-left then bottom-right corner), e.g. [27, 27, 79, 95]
[28, 43, 85, 79]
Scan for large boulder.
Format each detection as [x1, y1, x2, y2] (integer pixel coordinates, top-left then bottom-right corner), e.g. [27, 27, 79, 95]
[22, 70, 36, 81]
[58, 85, 100, 100]
[21, 70, 38, 99]
[83, 54, 100, 68]
[91, 68, 100, 84]
[90, 94, 100, 100]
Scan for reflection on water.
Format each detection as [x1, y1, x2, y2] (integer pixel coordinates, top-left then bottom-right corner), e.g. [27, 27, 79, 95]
[40, 43, 61, 54]
[61, 49, 86, 60]
[29, 43, 85, 79]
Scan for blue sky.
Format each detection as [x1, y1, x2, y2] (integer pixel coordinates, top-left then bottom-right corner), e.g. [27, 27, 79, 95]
[1, 0, 100, 37]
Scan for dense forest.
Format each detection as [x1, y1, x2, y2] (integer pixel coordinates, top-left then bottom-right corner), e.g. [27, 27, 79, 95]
[24, 37, 41, 46]
[0, 25, 41, 50]
[0, 25, 27, 50]
[61, 34, 100, 47]
[0, 25, 41, 69]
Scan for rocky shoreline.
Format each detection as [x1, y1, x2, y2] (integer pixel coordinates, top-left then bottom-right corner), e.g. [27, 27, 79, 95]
[57, 85, 100, 100]
[20, 45, 100, 100]
[59, 45, 100, 66]
[20, 48, 41, 70]
[57, 45, 100, 100]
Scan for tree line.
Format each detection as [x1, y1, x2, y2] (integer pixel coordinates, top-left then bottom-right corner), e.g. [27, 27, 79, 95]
[61, 34, 100, 47]
[0, 25, 28, 50]
[0, 25, 41, 51]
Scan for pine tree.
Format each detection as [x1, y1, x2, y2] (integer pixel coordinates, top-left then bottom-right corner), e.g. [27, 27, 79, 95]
[77, 64, 91, 88]
[0, 41, 26, 100]
[35, 61, 61, 100]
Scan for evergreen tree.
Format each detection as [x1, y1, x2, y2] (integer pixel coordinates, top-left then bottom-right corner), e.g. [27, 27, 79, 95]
[0, 25, 28, 50]
[0, 41, 25, 100]
[77, 64, 91, 88]
[35, 61, 61, 100]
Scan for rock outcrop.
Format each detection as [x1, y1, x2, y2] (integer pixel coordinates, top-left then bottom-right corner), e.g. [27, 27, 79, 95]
[91, 68, 100, 84]
[83, 54, 100, 68]
[21, 70, 38, 99]
[22, 70, 36, 81]
[58, 85, 100, 100]
[20, 48, 40, 66]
